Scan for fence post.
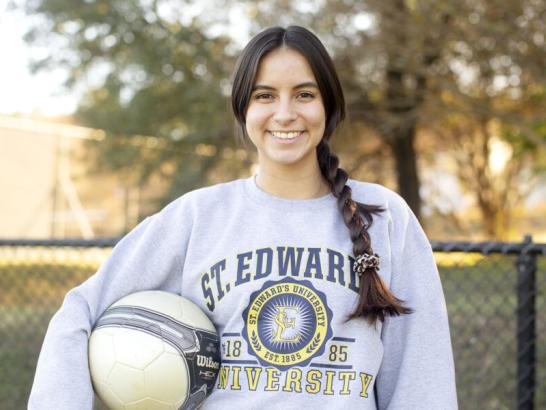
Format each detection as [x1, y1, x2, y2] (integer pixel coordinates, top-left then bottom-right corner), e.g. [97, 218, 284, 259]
[516, 235, 536, 410]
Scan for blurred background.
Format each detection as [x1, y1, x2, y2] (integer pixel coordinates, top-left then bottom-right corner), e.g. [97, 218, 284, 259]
[0, 0, 545, 409]
[1, 0, 545, 240]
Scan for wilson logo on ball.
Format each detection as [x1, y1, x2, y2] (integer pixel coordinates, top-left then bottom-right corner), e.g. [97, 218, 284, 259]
[197, 355, 220, 369]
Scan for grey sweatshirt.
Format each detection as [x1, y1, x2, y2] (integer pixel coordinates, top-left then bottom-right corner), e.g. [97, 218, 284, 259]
[29, 174, 458, 409]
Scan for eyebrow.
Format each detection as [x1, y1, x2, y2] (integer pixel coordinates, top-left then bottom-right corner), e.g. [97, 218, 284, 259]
[251, 81, 319, 92]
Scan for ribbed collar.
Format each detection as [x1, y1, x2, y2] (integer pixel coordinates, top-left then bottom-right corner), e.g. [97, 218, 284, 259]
[242, 174, 337, 212]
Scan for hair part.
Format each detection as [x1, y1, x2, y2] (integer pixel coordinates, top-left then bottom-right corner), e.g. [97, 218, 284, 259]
[231, 26, 412, 324]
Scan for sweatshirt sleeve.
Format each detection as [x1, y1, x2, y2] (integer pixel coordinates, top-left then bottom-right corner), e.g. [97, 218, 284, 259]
[28, 197, 193, 409]
[375, 195, 458, 409]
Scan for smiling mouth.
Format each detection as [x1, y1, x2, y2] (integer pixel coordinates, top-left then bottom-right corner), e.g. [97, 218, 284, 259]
[268, 131, 305, 140]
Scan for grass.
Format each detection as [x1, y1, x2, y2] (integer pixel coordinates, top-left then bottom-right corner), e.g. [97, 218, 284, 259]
[0, 249, 544, 410]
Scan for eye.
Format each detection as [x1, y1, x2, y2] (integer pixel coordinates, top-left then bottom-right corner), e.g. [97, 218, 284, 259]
[298, 92, 315, 99]
[254, 93, 273, 100]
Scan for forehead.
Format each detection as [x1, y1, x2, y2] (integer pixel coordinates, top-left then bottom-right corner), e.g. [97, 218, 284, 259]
[254, 47, 316, 86]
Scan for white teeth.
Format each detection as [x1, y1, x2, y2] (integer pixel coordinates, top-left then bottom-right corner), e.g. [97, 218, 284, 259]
[270, 131, 303, 139]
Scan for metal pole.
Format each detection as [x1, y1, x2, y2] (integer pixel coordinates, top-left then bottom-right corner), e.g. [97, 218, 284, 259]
[516, 235, 536, 410]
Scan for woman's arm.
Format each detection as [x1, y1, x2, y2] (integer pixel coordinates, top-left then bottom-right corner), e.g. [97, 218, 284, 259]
[376, 197, 458, 409]
[28, 197, 193, 409]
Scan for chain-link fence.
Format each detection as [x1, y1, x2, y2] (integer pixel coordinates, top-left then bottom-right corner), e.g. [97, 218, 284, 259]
[1, 237, 544, 410]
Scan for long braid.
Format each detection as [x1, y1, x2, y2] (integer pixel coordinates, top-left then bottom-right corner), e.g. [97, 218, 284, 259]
[317, 139, 413, 324]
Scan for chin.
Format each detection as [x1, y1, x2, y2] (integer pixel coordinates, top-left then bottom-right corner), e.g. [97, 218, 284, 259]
[271, 154, 312, 167]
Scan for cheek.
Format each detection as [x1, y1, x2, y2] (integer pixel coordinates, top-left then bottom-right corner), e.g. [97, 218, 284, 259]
[245, 105, 270, 130]
[306, 104, 326, 129]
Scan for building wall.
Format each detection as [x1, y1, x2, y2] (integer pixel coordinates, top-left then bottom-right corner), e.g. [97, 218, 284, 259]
[0, 115, 144, 239]
[0, 124, 56, 237]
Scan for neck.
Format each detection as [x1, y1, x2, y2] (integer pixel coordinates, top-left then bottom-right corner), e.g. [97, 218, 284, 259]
[255, 166, 331, 200]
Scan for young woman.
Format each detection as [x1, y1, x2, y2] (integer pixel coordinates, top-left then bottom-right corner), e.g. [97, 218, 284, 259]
[29, 26, 457, 409]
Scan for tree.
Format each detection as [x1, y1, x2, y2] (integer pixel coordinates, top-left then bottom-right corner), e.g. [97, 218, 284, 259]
[16, 0, 252, 209]
[422, 0, 546, 238]
[18, 0, 546, 236]
[428, 113, 545, 239]
[244, 0, 546, 235]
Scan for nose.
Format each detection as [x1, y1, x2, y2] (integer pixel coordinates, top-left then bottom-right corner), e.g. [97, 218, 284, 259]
[273, 97, 297, 125]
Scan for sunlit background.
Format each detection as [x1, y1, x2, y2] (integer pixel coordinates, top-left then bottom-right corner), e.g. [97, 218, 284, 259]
[1, 0, 545, 241]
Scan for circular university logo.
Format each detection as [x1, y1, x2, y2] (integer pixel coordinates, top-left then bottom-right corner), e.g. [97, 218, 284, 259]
[242, 278, 333, 370]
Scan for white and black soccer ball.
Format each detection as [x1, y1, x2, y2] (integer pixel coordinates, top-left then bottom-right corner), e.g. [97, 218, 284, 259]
[88, 290, 221, 410]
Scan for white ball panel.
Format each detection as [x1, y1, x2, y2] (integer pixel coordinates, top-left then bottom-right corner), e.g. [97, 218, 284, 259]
[163, 340, 180, 355]
[177, 297, 216, 332]
[93, 380, 125, 410]
[113, 328, 165, 370]
[108, 363, 147, 403]
[144, 351, 189, 403]
[88, 329, 116, 382]
[125, 397, 173, 409]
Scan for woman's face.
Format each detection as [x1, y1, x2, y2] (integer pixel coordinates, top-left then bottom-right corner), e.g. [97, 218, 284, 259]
[245, 47, 326, 172]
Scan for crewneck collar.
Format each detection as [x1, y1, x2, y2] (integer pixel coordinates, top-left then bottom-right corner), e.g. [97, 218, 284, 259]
[242, 174, 337, 212]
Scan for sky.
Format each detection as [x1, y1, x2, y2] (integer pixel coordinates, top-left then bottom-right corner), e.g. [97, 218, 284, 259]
[0, 5, 79, 116]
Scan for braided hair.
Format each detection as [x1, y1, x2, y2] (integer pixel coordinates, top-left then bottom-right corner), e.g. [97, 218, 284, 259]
[231, 26, 412, 324]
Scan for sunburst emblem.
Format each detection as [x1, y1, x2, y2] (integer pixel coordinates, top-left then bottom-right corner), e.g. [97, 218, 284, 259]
[242, 278, 333, 370]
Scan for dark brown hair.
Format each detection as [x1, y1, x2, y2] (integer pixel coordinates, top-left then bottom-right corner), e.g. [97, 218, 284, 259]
[231, 26, 412, 324]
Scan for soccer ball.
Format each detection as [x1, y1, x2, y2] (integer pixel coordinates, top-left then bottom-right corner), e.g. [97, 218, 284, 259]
[88, 290, 221, 410]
